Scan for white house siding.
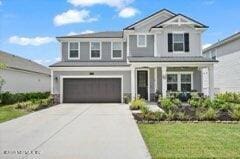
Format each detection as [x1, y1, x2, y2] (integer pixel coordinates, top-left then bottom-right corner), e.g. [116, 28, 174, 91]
[0, 68, 50, 93]
[214, 50, 240, 93]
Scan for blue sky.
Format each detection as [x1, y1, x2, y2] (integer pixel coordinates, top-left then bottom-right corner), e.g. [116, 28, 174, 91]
[0, 0, 239, 66]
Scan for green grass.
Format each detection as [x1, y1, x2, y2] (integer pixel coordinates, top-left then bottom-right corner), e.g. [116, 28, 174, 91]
[139, 123, 240, 159]
[0, 105, 28, 123]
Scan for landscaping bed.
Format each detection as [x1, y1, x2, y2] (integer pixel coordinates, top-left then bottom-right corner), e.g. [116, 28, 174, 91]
[0, 92, 54, 123]
[130, 92, 240, 122]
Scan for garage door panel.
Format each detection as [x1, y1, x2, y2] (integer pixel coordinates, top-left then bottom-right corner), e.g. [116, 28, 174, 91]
[63, 78, 121, 103]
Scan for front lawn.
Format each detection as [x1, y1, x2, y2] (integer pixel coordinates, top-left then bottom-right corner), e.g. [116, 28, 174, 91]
[0, 105, 28, 123]
[0, 97, 54, 123]
[139, 123, 240, 158]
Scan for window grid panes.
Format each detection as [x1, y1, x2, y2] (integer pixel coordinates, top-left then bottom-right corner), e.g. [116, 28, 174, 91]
[173, 34, 184, 52]
[69, 42, 79, 58]
[181, 74, 192, 92]
[91, 42, 100, 58]
[112, 42, 122, 58]
[167, 74, 178, 91]
[138, 35, 146, 47]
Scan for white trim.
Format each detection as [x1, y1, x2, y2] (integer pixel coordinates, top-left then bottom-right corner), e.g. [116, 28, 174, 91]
[111, 41, 123, 60]
[154, 68, 157, 92]
[90, 42, 102, 60]
[172, 32, 185, 53]
[51, 67, 131, 71]
[60, 75, 124, 103]
[166, 72, 193, 91]
[136, 68, 150, 101]
[131, 68, 136, 100]
[68, 42, 80, 60]
[51, 70, 53, 94]
[137, 34, 147, 48]
[154, 34, 157, 56]
[127, 34, 130, 57]
[130, 62, 216, 68]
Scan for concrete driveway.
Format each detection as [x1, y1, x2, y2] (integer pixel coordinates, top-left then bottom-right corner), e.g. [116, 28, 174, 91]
[0, 104, 151, 159]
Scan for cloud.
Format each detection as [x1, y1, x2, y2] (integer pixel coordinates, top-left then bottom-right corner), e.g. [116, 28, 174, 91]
[54, 9, 97, 26]
[67, 0, 134, 9]
[203, 0, 215, 5]
[0, 1, 2, 5]
[68, 30, 95, 36]
[9, 36, 55, 46]
[118, 7, 138, 18]
[202, 43, 212, 49]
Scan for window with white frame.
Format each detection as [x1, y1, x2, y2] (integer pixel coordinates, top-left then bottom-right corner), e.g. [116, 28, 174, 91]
[173, 33, 184, 52]
[69, 42, 79, 59]
[137, 35, 146, 47]
[90, 42, 101, 59]
[167, 73, 192, 92]
[167, 74, 178, 91]
[112, 42, 122, 59]
[181, 74, 192, 91]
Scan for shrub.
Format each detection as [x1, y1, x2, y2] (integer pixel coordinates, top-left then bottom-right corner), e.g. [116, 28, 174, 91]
[0, 92, 50, 105]
[229, 106, 240, 120]
[159, 97, 179, 112]
[123, 95, 130, 104]
[198, 107, 217, 121]
[154, 111, 167, 121]
[140, 104, 150, 115]
[166, 110, 175, 121]
[130, 98, 146, 110]
[216, 92, 240, 104]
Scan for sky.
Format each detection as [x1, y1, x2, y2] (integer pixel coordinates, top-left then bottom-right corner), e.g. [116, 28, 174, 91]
[0, 0, 240, 66]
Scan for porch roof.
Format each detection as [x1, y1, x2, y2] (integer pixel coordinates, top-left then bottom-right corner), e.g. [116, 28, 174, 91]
[128, 56, 218, 63]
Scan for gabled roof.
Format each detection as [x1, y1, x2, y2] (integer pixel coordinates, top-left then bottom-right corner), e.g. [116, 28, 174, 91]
[152, 14, 208, 29]
[0, 50, 50, 75]
[124, 9, 176, 30]
[203, 32, 240, 53]
[57, 31, 123, 39]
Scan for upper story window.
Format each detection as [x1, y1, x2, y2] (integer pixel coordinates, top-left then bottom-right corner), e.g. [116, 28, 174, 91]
[173, 34, 184, 52]
[168, 33, 189, 53]
[112, 42, 123, 59]
[90, 42, 101, 59]
[137, 35, 147, 47]
[69, 42, 79, 59]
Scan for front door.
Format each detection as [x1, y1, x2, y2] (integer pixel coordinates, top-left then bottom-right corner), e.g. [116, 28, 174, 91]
[137, 70, 148, 100]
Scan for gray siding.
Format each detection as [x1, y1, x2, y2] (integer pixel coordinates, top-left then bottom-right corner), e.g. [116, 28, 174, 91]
[0, 68, 50, 93]
[157, 25, 202, 57]
[129, 35, 154, 57]
[61, 42, 127, 62]
[53, 71, 131, 95]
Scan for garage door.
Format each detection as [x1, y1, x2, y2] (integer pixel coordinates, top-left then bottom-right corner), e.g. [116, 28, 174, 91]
[63, 78, 121, 103]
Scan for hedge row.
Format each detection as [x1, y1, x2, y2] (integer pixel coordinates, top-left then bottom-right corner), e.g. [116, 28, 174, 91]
[0, 92, 50, 105]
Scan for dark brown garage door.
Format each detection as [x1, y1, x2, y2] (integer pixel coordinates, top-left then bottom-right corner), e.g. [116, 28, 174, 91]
[63, 78, 121, 103]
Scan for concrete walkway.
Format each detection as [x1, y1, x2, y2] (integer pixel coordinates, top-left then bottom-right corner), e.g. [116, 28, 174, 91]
[0, 104, 151, 159]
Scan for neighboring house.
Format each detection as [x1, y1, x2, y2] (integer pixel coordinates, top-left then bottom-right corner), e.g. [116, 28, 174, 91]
[50, 9, 217, 103]
[0, 50, 51, 93]
[203, 32, 240, 93]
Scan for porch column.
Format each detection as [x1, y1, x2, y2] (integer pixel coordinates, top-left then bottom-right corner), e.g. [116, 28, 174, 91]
[131, 68, 136, 100]
[154, 68, 158, 92]
[208, 65, 214, 99]
[162, 66, 167, 97]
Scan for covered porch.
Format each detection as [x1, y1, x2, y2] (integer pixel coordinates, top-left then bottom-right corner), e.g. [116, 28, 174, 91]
[130, 62, 215, 101]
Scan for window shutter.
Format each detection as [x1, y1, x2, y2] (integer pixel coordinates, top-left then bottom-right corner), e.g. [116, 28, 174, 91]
[184, 33, 189, 52]
[168, 33, 173, 52]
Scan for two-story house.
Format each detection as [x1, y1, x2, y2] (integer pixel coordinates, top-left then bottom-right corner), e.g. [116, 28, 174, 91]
[50, 9, 217, 103]
[203, 32, 240, 93]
